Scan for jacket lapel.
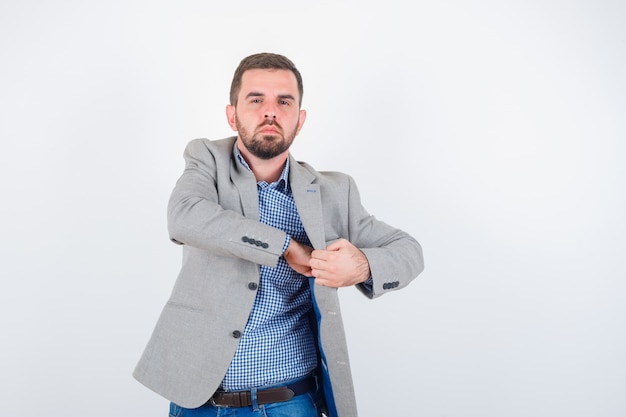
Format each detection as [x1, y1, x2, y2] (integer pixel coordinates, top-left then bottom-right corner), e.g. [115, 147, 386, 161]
[230, 141, 260, 220]
[289, 156, 325, 249]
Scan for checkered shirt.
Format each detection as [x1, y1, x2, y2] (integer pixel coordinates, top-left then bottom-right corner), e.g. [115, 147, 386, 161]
[220, 150, 318, 390]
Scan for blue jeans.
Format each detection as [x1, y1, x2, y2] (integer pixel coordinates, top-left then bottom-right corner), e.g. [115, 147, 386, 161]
[169, 378, 324, 417]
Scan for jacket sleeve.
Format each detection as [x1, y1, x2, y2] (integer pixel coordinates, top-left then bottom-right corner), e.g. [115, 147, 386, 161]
[343, 175, 424, 299]
[167, 139, 288, 267]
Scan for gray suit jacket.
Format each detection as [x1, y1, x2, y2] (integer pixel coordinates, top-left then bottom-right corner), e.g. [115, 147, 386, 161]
[133, 137, 424, 417]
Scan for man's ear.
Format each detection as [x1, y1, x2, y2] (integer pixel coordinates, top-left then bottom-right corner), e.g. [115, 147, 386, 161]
[295, 109, 307, 135]
[226, 105, 237, 131]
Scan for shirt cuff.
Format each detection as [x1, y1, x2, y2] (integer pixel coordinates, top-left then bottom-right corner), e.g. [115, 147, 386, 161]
[360, 276, 374, 292]
[280, 235, 291, 255]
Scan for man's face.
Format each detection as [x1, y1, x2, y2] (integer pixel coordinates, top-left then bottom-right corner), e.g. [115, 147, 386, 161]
[227, 69, 306, 160]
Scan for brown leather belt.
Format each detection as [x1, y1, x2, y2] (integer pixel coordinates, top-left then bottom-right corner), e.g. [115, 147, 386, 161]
[208, 375, 317, 407]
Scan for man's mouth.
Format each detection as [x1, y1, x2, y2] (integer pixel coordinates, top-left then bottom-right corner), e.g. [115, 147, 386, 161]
[259, 122, 280, 135]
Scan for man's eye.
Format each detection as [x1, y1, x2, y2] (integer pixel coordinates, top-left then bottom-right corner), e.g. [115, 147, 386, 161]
[279, 100, 289, 105]
[251, 98, 262, 103]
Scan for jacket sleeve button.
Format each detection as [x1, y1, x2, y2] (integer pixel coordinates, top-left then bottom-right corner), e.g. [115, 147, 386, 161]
[232, 330, 242, 338]
[248, 282, 258, 290]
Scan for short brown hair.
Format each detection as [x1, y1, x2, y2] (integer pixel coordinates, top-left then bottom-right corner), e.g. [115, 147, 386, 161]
[229, 53, 304, 107]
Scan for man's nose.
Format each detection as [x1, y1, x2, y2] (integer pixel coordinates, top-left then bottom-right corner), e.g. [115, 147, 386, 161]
[263, 103, 277, 119]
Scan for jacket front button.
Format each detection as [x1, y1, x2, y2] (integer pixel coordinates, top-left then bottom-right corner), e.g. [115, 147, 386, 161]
[232, 330, 242, 339]
[248, 282, 258, 290]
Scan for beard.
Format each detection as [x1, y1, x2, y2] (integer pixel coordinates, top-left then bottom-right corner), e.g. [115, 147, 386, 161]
[236, 118, 298, 160]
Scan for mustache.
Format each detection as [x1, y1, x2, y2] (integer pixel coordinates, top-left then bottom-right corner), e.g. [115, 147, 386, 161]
[260, 118, 280, 127]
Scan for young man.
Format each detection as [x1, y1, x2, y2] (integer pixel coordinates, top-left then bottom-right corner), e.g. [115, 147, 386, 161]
[134, 53, 424, 417]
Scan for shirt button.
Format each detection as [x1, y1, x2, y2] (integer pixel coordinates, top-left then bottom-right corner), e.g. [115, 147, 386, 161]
[248, 282, 258, 290]
[232, 330, 242, 339]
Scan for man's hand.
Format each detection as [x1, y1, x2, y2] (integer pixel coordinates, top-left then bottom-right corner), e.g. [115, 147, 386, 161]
[283, 238, 314, 276]
[310, 239, 371, 287]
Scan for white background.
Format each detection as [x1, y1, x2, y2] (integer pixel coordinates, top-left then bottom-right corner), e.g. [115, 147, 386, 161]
[1, 1, 625, 416]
